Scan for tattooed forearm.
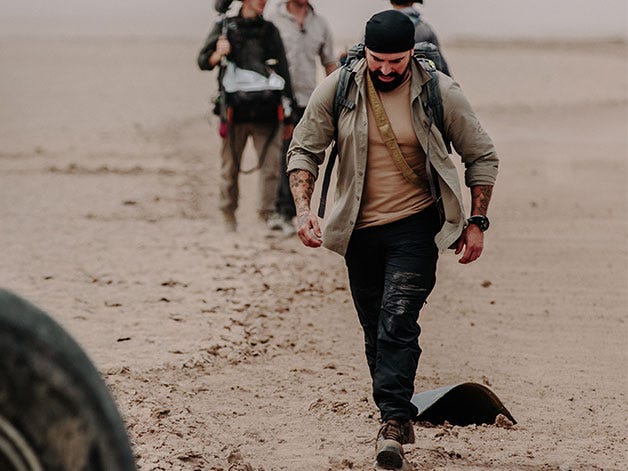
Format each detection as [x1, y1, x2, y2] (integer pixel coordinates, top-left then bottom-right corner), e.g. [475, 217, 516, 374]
[470, 185, 493, 216]
[289, 169, 316, 214]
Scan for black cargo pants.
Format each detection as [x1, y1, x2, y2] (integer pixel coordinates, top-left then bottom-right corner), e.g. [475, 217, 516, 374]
[344, 205, 440, 422]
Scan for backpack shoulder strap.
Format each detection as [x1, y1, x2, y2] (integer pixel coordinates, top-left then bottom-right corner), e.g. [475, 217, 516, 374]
[416, 57, 451, 154]
[333, 45, 363, 123]
[333, 66, 356, 124]
[318, 56, 359, 219]
[415, 57, 449, 225]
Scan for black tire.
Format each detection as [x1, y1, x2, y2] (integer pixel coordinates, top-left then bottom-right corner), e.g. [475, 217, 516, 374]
[0, 289, 136, 471]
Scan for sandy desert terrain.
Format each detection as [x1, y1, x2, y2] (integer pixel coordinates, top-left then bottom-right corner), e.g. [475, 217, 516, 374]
[0, 37, 626, 470]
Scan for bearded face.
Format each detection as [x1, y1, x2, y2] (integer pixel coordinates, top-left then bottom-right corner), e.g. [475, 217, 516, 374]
[365, 48, 412, 92]
[368, 65, 410, 92]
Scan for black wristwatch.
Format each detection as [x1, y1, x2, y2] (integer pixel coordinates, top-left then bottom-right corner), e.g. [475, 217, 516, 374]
[466, 215, 490, 232]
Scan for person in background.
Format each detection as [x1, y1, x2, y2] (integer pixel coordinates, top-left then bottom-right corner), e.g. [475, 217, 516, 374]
[287, 10, 497, 468]
[390, 0, 451, 76]
[264, 0, 337, 236]
[198, 0, 295, 232]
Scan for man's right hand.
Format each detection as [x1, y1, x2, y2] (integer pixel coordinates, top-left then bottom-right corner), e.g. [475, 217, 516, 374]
[296, 209, 323, 248]
[209, 35, 231, 67]
[216, 35, 231, 57]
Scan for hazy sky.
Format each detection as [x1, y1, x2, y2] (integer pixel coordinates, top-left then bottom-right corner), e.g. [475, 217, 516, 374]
[0, 0, 626, 41]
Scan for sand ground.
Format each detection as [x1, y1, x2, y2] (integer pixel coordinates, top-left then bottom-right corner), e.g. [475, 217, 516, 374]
[0, 37, 626, 470]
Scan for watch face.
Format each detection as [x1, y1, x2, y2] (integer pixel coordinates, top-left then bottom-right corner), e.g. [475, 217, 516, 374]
[468, 216, 489, 232]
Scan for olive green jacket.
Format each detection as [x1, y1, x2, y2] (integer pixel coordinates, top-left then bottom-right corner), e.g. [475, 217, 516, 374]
[287, 59, 498, 256]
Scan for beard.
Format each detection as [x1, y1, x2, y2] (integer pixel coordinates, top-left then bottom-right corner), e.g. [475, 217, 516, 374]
[369, 65, 410, 92]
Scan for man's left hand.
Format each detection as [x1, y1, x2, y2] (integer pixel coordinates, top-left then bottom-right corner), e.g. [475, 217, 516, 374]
[455, 224, 484, 264]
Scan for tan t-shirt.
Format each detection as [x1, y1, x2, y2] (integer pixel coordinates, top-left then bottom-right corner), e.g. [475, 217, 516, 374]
[356, 74, 434, 229]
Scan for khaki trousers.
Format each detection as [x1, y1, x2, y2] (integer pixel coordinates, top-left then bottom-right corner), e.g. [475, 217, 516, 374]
[219, 122, 282, 218]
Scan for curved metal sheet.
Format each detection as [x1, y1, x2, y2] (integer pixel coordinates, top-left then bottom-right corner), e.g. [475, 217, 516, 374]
[411, 382, 516, 426]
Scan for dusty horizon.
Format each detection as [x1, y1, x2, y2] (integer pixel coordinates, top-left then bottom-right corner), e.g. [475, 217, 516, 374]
[1, 0, 626, 42]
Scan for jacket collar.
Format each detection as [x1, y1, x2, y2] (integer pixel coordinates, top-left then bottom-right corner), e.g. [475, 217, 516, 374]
[354, 59, 367, 88]
[410, 58, 431, 100]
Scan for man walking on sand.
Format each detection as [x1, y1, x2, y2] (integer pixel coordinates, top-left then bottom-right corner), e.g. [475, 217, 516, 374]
[264, 0, 337, 236]
[197, 0, 295, 232]
[287, 10, 498, 468]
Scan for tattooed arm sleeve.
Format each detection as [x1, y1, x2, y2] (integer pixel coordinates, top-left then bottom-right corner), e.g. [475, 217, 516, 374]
[470, 185, 493, 216]
[289, 169, 316, 217]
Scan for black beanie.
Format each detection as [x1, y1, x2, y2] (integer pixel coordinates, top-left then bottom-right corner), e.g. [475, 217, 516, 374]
[364, 10, 415, 53]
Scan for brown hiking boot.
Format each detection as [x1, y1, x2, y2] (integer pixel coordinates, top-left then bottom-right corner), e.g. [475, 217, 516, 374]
[376, 419, 415, 469]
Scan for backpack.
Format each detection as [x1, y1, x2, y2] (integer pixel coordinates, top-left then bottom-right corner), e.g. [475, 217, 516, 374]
[317, 42, 451, 219]
[220, 61, 285, 124]
[213, 17, 285, 125]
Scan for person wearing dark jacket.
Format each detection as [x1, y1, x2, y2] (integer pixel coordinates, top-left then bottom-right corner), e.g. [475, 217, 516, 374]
[198, 0, 295, 232]
[390, 0, 451, 76]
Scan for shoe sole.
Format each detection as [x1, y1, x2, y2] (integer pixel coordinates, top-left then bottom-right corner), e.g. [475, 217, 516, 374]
[0, 289, 136, 470]
[376, 440, 403, 469]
